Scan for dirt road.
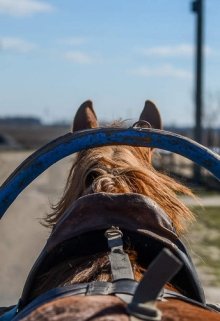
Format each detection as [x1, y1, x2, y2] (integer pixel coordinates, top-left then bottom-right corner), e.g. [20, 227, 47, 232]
[0, 151, 71, 306]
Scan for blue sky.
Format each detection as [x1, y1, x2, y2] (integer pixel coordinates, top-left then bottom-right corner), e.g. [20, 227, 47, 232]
[0, 0, 220, 126]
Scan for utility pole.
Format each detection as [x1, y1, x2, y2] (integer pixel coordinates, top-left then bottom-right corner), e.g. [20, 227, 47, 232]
[191, 0, 204, 183]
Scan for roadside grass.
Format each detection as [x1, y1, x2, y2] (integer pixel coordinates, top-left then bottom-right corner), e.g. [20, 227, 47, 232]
[193, 189, 220, 197]
[192, 207, 220, 230]
[188, 206, 220, 286]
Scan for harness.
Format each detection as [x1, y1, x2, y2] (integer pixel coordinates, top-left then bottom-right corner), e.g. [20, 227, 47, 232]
[1, 193, 220, 321]
[0, 127, 219, 321]
[2, 226, 220, 321]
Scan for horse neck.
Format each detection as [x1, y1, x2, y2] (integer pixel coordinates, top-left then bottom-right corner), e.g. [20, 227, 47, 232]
[29, 250, 180, 303]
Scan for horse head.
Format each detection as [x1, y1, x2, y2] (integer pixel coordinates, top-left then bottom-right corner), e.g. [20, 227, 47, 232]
[45, 100, 193, 236]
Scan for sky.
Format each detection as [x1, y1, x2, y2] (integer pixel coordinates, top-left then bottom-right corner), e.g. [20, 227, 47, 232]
[0, 0, 220, 126]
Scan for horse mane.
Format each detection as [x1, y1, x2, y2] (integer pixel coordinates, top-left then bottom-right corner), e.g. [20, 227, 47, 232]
[44, 144, 194, 235]
[29, 249, 178, 301]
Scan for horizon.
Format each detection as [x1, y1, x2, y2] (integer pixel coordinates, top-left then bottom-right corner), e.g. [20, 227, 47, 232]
[1, 0, 220, 127]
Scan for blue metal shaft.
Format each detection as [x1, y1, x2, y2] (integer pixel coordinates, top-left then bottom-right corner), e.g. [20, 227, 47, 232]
[0, 128, 219, 218]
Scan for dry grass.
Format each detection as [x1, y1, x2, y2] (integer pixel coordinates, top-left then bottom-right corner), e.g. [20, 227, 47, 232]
[188, 207, 220, 286]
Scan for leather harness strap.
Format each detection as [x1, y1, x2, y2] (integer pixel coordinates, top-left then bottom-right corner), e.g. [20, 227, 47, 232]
[11, 280, 139, 321]
[105, 227, 134, 281]
[163, 290, 220, 313]
[8, 281, 220, 321]
[127, 248, 182, 321]
[105, 226, 135, 304]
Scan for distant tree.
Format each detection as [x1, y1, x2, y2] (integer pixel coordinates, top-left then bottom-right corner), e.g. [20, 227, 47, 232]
[0, 117, 41, 126]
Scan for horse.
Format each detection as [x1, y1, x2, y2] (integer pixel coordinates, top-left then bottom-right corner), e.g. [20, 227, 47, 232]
[1, 100, 220, 321]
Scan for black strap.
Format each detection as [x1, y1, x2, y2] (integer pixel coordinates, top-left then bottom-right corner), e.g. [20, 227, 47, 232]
[105, 227, 134, 281]
[207, 303, 220, 313]
[14, 280, 138, 321]
[163, 289, 220, 313]
[127, 248, 182, 321]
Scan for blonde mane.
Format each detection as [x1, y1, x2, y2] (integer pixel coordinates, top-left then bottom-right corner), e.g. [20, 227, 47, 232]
[45, 144, 194, 235]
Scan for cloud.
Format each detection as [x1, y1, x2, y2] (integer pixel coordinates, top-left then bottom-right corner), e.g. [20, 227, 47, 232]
[0, 0, 53, 17]
[130, 64, 192, 79]
[138, 44, 215, 58]
[63, 50, 94, 64]
[59, 37, 87, 46]
[0, 37, 37, 53]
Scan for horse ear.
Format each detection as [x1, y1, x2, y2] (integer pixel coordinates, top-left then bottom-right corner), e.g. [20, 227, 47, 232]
[139, 100, 162, 129]
[72, 100, 99, 132]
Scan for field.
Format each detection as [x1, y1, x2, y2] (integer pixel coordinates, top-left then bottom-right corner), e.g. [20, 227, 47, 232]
[188, 207, 220, 287]
[0, 151, 219, 306]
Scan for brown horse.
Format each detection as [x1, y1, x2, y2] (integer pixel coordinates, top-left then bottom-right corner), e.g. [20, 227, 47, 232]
[2, 100, 220, 321]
